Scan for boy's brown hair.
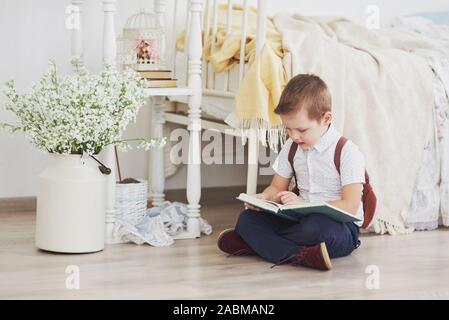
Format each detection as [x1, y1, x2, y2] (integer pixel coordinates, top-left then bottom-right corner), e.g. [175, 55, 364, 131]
[274, 74, 332, 121]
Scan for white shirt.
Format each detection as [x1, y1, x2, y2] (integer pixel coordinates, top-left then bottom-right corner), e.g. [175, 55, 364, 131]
[272, 123, 366, 226]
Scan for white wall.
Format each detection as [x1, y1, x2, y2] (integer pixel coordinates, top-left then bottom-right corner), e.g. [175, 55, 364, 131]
[0, 0, 447, 198]
[268, 0, 448, 25]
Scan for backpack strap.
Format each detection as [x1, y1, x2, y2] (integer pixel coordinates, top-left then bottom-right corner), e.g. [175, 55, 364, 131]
[335, 136, 376, 229]
[334, 136, 370, 184]
[288, 142, 299, 195]
[334, 136, 348, 174]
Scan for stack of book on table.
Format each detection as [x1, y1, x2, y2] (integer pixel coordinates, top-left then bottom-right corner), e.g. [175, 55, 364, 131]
[138, 70, 177, 88]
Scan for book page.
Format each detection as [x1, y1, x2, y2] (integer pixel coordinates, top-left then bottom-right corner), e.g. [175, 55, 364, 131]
[236, 193, 280, 212]
[263, 199, 282, 208]
[280, 202, 324, 210]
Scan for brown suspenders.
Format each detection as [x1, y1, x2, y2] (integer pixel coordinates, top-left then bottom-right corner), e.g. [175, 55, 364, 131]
[288, 142, 299, 195]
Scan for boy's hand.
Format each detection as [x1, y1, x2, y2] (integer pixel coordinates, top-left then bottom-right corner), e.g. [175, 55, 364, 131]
[276, 191, 306, 205]
[244, 193, 267, 212]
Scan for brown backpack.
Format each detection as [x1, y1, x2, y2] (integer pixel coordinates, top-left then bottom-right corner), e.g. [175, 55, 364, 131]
[287, 137, 377, 229]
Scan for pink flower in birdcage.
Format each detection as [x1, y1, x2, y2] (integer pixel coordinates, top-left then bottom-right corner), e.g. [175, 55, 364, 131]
[136, 40, 148, 60]
[135, 39, 159, 61]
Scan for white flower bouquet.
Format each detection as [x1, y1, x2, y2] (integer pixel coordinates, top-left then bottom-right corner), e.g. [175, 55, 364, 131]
[1, 58, 165, 155]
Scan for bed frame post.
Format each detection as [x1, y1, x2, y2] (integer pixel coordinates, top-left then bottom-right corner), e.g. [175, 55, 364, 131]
[70, 0, 84, 64]
[246, 131, 259, 195]
[246, 0, 267, 195]
[155, 0, 166, 68]
[101, 0, 119, 244]
[255, 0, 267, 54]
[176, 0, 203, 239]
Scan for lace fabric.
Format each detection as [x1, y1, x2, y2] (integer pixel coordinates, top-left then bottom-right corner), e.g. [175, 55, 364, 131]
[113, 201, 213, 246]
[406, 74, 449, 231]
[386, 17, 449, 232]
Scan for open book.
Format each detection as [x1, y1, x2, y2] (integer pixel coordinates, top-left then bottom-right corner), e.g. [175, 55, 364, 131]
[236, 193, 361, 223]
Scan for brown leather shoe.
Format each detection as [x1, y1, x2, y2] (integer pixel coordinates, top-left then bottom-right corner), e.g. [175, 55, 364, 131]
[294, 242, 333, 270]
[217, 228, 256, 256]
[272, 242, 333, 271]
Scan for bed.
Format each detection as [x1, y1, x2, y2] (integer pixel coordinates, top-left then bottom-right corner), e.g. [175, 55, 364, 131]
[166, 2, 449, 236]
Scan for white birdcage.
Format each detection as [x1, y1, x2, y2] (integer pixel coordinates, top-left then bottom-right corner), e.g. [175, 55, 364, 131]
[117, 10, 165, 71]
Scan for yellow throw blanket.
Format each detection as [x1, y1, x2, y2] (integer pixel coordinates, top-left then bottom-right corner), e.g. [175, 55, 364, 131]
[176, 4, 283, 73]
[176, 4, 287, 150]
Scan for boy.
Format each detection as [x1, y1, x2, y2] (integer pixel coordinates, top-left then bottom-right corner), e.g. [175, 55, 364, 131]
[218, 74, 364, 271]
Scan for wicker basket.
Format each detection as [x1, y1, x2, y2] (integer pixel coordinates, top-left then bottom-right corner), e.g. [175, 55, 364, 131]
[115, 179, 148, 225]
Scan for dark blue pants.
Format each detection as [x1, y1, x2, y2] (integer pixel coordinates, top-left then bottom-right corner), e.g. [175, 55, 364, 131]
[235, 209, 361, 264]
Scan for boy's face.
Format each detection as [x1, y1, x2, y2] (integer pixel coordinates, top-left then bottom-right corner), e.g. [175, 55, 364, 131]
[281, 107, 332, 150]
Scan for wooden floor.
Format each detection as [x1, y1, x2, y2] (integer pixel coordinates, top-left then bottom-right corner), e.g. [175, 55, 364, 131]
[2, 192, 449, 299]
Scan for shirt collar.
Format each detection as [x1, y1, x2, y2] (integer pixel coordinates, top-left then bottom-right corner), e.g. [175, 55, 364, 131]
[312, 123, 341, 153]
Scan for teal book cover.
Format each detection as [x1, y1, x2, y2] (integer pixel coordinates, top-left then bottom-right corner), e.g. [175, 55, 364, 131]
[237, 193, 361, 223]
